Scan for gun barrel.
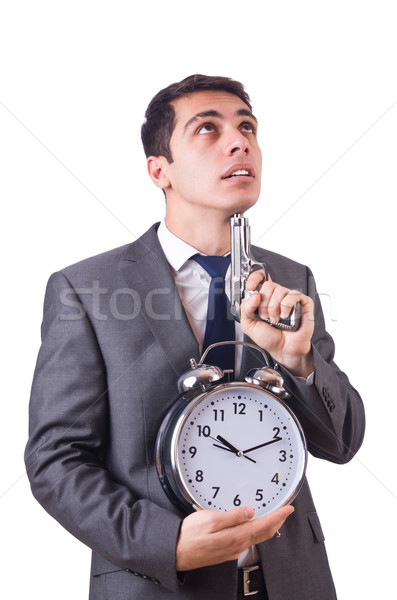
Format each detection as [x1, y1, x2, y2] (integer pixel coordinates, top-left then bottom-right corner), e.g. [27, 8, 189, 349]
[229, 213, 301, 331]
[230, 214, 256, 320]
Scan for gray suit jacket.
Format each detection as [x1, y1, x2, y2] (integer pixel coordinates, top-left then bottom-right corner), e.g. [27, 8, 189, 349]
[25, 223, 365, 599]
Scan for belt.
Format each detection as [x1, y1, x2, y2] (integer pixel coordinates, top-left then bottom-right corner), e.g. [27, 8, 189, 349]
[237, 565, 268, 598]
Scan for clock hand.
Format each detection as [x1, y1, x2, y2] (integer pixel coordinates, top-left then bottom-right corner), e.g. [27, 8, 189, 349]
[215, 435, 257, 464]
[210, 438, 237, 455]
[212, 442, 235, 453]
[243, 437, 282, 454]
[212, 443, 257, 464]
[216, 435, 240, 454]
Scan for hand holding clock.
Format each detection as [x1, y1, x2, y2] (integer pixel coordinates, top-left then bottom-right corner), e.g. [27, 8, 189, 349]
[176, 504, 294, 571]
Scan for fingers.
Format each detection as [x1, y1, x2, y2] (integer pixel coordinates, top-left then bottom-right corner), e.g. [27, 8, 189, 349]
[176, 507, 253, 571]
[246, 271, 295, 324]
[245, 276, 310, 325]
[246, 269, 266, 291]
[214, 505, 294, 561]
[208, 504, 293, 535]
[258, 283, 300, 324]
[176, 505, 295, 571]
[206, 505, 255, 532]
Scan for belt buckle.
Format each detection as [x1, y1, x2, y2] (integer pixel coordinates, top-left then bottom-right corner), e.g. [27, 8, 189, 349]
[243, 565, 260, 596]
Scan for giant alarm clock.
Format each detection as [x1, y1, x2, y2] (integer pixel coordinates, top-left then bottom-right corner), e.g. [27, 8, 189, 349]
[156, 342, 307, 518]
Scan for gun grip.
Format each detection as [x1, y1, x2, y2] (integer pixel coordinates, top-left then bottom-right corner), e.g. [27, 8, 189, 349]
[243, 290, 302, 331]
[260, 301, 302, 331]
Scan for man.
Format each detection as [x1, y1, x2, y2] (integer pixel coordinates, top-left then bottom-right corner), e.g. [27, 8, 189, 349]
[25, 74, 365, 599]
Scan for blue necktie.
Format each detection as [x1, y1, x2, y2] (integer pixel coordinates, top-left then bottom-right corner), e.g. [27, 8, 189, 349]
[193, 254, 235, 372]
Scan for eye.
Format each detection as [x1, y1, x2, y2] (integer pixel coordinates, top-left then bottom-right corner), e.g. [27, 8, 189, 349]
[240, 122, 256, 134]
[197, 122, 216, 135]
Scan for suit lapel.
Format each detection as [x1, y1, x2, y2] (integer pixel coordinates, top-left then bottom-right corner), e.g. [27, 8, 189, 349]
[119, 224, 200, 377]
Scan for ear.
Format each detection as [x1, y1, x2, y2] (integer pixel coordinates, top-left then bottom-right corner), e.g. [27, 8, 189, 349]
[147, 156, 171, 190]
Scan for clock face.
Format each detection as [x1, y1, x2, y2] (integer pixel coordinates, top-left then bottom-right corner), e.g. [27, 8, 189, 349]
[169, 383, 307, 518]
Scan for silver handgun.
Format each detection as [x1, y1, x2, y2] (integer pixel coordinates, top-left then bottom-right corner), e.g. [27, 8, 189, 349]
[230, 213, 301, 331]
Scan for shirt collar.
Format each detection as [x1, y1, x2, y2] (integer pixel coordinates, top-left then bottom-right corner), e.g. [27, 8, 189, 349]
[157, 220, 199, 271]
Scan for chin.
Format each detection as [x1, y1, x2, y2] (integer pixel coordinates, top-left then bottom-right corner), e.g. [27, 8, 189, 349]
[230, 197, 258, 215]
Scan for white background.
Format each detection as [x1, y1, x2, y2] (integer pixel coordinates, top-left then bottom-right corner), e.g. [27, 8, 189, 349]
[1, 1, 396, 598]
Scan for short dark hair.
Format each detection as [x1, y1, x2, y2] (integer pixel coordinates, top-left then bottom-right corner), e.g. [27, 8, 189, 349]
[141, 74, 252, 162]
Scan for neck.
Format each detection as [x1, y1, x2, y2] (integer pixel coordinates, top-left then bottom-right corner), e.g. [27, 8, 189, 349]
[165, 207, 235, 255]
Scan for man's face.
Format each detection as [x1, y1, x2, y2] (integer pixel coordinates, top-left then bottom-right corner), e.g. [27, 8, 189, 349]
[163, 90, 262, 217]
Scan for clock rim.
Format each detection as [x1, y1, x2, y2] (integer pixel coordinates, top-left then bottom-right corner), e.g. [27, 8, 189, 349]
[167, 381, 308, 517]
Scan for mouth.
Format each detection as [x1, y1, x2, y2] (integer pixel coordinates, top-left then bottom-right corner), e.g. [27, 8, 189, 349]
[222, 165, 254, 180]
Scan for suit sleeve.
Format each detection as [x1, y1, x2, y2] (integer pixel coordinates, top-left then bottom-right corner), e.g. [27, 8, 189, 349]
[278, 267, 365, 464]
[24, 272, 183, 592]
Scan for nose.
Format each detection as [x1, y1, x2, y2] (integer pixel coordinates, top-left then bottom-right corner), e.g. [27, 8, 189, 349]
[226, 129, 249, 156]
